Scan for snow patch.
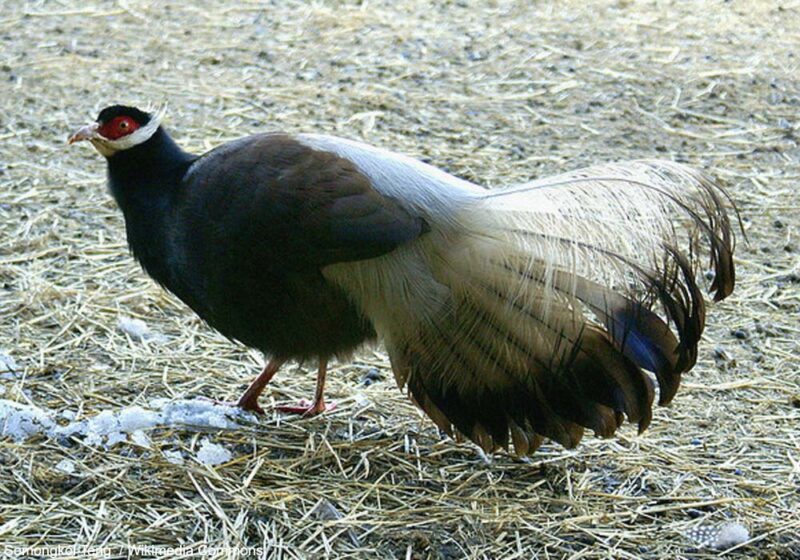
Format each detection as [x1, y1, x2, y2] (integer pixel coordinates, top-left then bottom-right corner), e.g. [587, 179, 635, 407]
[163, 450, 184, 465]
[153, 398, 244, 429]
[0, 398, 252, 447]
[119, 406, 160, 432]
[55, 459, 76, 475]
[0, 351, 18, 373]
[0, 350, 19, 379]
[130, 430, 151, 448]
[195, 439, 232, 466]
[0, 399, 56, 441]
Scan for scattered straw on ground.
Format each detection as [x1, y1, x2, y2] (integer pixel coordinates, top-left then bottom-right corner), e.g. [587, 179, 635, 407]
[0, 0, 798, 558]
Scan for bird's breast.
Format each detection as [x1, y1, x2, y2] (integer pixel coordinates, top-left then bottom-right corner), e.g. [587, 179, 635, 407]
[183, 263, 376, 360]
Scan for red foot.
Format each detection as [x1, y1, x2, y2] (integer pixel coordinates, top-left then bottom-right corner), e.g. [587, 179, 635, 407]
[276, 399, 337, 417]
[237, 397, 265, 415]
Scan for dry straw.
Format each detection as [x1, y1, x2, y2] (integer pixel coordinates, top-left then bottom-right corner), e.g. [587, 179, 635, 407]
[0, 0, 798, 557]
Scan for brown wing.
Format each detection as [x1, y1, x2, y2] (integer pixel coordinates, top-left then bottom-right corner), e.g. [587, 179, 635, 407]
[179, 133, 427, 271]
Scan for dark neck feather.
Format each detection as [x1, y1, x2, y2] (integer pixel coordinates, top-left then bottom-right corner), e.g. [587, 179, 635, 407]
[105, 127, 196, 284]
[106, 127, 196, 207]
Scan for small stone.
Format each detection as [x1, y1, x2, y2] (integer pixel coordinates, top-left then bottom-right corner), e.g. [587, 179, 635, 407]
[713, 346, 730, 360]
[730, 329, 748, 340]
[361, 368, 384, 386]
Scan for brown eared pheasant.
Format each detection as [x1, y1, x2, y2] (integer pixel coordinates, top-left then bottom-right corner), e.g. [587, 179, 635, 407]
[68, 105, 736, 455]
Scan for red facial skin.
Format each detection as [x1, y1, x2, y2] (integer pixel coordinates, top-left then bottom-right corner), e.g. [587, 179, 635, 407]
[98, 116, 140, 140]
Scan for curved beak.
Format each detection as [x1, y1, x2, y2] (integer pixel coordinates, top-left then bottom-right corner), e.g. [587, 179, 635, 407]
[67, 122, 100, 144]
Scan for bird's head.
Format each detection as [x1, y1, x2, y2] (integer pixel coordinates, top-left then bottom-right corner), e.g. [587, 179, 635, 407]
[68, 105, 161, 157]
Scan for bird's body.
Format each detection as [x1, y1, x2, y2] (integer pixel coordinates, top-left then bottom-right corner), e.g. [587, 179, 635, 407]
[70, 106, 736, 454]
[111, 131, 391, 360]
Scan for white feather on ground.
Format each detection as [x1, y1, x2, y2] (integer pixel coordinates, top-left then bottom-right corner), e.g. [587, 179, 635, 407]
[685, 522, 750, 550]
[117, 316, 168, 343]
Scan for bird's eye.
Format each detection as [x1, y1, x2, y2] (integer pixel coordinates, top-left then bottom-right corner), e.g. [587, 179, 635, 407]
[119, 120, 129, 130]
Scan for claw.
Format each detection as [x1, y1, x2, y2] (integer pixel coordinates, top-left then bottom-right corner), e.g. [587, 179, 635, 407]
[237, 398, 266, 415]
[197, 395, 265, 415]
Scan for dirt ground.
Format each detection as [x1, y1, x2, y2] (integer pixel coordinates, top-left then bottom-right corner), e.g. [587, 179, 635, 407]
[0, 0, 798, 558]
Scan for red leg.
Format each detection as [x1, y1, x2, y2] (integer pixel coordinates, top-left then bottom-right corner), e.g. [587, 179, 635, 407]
[235, 358, 284, 414]
[277, 358, 337, 416]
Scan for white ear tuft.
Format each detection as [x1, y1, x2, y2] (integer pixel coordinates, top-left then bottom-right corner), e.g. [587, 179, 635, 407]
[149, 102, 168, 125]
